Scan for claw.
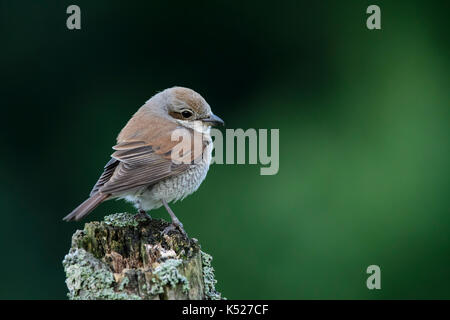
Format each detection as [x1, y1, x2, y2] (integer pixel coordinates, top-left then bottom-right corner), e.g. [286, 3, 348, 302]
[162, 222, 188, 238]
[135, 209, 151, 221]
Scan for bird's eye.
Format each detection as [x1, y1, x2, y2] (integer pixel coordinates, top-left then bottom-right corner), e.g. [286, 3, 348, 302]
[181, 110, 193, 118]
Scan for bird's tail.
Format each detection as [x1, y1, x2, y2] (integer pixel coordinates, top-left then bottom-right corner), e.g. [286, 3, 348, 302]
[63, 193, 110, 221]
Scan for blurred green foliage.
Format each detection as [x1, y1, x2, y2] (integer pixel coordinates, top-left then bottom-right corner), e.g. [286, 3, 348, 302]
[0, 1, 448, 299]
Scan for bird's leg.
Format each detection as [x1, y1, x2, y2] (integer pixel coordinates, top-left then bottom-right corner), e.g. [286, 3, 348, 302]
[135, 199, 151, 220]
[161, 199, 188, 237]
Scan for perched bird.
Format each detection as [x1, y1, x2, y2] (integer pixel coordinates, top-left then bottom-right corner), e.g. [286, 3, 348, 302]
[63, 87, 224, 235]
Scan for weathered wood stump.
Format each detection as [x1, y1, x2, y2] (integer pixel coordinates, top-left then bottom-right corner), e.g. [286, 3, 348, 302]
[62, 213, 223, 300]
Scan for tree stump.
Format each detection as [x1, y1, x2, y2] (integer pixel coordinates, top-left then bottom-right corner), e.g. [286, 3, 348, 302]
[62, 213, 223, 300]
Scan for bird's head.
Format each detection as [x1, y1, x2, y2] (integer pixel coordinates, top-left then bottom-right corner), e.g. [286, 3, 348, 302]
[153, 87, 224, 130]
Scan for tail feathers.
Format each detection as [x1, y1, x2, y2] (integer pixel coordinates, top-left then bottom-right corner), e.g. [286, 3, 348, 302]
[63, 193, 110, 222]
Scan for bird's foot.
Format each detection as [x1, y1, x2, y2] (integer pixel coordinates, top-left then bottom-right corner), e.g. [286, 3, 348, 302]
[162, 220, 188, 238]
[135, 209, 151, 221]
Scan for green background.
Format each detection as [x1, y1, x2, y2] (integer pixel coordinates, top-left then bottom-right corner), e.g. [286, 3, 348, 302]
[1, 1, 448, 299]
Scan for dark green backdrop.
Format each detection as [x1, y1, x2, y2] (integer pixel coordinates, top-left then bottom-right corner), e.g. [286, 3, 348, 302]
[1, 1, 449, 299]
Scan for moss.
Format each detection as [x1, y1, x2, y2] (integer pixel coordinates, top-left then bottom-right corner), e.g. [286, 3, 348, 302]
[103, 212, 139, 228]
[149, 258, 190, 295]
[201, 251, 224, 300]
[62, 248, 141, 300]
[63, 212, 224, 300]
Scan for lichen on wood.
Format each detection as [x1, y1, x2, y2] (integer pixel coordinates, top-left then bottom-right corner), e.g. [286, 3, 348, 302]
[62, 212, 224, 300]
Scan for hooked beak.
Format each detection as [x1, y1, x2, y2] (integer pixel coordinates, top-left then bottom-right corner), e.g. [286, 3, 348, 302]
[202, 113, 225, 127]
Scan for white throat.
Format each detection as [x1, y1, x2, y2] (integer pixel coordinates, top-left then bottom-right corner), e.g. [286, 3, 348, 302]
[176, 119, 211, 135]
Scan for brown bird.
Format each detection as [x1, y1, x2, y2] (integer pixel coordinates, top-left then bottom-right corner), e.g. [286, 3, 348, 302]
[63, 87, 224, 235]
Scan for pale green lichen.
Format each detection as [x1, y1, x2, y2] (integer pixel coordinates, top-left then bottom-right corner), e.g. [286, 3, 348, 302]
[118, 277, 129, 291]
[64, 213, 224, 300]
[103, 212, 138, 228]
[201, 251, 224, 300]
[62, 248, 141, 300]
[149, 259, 190, 295]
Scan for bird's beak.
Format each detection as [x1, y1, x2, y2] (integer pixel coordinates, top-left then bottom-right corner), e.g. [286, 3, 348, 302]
[202, 113, 225, 127]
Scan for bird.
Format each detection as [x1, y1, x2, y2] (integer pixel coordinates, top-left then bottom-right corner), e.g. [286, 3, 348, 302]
[63, 87, 224, 236]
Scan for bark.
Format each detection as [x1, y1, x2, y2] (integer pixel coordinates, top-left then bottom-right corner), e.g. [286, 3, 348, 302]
[62, 213, 223, 300]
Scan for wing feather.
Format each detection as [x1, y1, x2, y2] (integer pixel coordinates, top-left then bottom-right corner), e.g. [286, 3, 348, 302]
[89, 158, 120, 196]
[98, 129, 204, 195]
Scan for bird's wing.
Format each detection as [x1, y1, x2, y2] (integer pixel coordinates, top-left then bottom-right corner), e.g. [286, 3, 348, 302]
[89, 158, 120, 196]
[95, 127, 207, 195]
